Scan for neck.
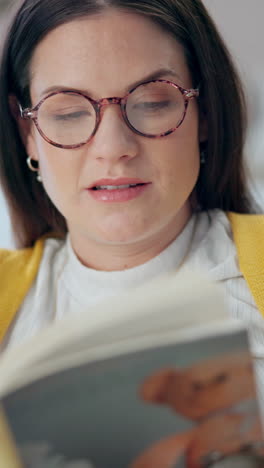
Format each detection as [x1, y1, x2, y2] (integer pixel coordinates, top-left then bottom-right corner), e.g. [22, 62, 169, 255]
[69, 207, 193, 271]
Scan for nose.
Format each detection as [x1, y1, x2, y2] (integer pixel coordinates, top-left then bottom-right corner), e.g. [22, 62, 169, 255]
[88, 104, 139, 165]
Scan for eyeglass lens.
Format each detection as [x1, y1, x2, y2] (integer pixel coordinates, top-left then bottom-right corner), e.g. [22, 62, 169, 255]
[37, 82, 185, 146]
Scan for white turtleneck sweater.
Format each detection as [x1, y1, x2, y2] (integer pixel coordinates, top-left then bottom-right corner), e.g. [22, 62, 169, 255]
[4, 209, 264, 410]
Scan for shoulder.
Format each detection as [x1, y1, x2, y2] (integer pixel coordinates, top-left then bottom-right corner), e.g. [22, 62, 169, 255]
[0, 235, 66, 294]
[0, 235, 64, 273]
[0, 231, 66, 258]
[192, 209, 264, 318]
[228, 211, 264, 252]
[191, 209, 238, 277]
[32, 236, 67, 281]
[0, 237, 44, 269]
[228, 211, 264, 317]
[192, 209, 264, 279]
[0, 236, 66, 342]
[194, 209, 264, 272]
[0, 238, 45, 342]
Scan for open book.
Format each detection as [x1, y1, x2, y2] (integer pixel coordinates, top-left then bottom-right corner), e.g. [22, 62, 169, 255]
[0, 271, 263, 468]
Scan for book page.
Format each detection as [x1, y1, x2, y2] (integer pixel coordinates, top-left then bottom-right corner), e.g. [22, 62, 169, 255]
[2, 329, 263, 468]
[0, 271, 236, 396]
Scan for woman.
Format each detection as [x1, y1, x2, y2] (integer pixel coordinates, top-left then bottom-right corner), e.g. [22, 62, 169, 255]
[0, 0, 263, 356]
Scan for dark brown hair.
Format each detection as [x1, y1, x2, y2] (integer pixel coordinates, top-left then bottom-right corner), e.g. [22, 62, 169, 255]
[0, 0, 252, 247]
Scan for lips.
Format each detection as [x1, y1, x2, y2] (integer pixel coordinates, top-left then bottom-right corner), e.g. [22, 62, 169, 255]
[93, 183, 143, 190]
[88, 178, 148, 190]
[87, 178, 151, 203]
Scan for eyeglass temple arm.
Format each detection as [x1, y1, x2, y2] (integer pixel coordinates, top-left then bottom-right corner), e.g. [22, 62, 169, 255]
[18, 103, 35, 120]
[184, 88, 199, 99]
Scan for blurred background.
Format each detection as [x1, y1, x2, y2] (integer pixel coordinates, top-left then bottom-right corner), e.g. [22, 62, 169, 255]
[0, 0, 263, 247]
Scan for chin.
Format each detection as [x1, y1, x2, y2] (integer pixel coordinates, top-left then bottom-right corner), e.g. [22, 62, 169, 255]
[92, 216, 152, 245]
[94, 224, 152, 245]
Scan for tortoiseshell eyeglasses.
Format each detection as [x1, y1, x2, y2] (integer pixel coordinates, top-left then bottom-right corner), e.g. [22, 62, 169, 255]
[20, 79, 199, 149]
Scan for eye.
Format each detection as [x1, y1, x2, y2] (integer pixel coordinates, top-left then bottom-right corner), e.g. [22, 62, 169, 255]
[134, 100, 171, 111]
[54, 110, 91, 121]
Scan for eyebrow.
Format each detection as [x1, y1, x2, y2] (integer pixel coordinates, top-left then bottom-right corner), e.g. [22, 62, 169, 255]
[39, 68, 181, 98]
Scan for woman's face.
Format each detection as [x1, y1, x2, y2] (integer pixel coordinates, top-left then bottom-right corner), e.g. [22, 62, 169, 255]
[25, 10, 205, 255]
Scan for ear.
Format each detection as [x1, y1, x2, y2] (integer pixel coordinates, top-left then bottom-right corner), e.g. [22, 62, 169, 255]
[140, 368, 180, 405]
[9, 94, 39, 161]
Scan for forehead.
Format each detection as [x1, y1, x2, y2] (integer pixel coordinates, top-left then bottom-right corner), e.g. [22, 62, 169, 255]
[29, 10, 191, 100]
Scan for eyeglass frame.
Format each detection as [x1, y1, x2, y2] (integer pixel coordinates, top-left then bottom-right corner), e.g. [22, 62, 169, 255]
[19, 79, 199, 149]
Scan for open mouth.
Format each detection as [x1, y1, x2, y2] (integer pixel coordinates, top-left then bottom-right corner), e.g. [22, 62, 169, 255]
[91, 183, 145, 191]
[87, 179, 150, 202]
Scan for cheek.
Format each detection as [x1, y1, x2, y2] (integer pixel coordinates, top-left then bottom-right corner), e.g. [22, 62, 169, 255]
[149, 132, 200, 195]
[35, 137, 76, 182]
[34, 138, 81, 207]
[149, 105, 200, 187]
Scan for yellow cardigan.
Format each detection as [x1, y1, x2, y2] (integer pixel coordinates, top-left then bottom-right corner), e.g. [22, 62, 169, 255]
[0, 212, 264, 342]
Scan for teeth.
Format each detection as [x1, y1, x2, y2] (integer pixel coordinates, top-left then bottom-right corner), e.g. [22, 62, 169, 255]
[95, 184, 138, 190]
